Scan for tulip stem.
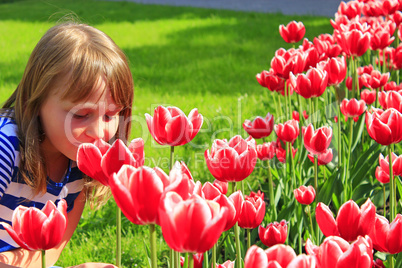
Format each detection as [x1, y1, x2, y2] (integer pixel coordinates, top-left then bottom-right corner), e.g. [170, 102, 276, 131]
[169, 145, 175, 268]
[116, 206, 122, 267]
[267, 162, 277, 220]
[335, 85, 342, 168]
[288, 142, 296, 190]
[212, 244, 216, 268]
[383, 184, 387, 217]
[42, 250, 46, 268]
[170, 146, 175, 170]
[188, 253, 194, 268]
[247, 229, 251, 250]
[314, 155, 318, 193]
[234, 222, 242, 268]
[307, 205, 315, 243]
[175, 251, 180, 268]
[232, 182, 243, 268]
[388, 145, 396, 222]
[346, 118, 353, 199]
[204, 251, 209, 268]
[150, 224, 158, 268]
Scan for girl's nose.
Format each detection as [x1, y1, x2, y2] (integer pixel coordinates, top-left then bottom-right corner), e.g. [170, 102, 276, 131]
[86, 118, 106, 141]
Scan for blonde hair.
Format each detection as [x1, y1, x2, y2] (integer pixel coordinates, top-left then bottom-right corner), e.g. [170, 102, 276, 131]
[2, 23, 134, 207]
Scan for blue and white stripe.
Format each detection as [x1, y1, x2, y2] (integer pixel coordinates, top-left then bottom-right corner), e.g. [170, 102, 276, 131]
[0, 117, 85, 252]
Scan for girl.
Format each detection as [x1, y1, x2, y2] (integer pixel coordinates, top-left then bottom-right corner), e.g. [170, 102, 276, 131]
[0, 22, 134, 267]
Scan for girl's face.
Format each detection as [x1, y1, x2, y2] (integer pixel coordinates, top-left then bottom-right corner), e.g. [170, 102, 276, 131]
[39, 77, 122, 161]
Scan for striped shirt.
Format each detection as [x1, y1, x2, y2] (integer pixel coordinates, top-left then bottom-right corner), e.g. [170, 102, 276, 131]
[0, 116, 85, 252]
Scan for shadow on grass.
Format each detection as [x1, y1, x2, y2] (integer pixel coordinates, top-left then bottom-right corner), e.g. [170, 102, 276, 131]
[0, 0, 334, 96]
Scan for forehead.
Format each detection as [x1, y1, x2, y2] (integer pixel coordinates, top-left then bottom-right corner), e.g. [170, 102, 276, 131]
[51, 75, 119, 110]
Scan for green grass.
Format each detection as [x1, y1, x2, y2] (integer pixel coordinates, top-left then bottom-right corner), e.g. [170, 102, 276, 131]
[0, 0, 333, 266]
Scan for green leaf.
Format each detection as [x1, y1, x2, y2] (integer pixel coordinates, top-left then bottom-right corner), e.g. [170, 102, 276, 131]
[143, 238, 152, 268]
[351, 142, 382, 189]
[351, 115, 365, 151]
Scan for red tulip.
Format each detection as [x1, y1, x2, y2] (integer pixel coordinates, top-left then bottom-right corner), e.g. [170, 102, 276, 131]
[205, 135, 257, 182]
[340, 98, 366, 122]
[289, 67, 328, 99]
[360, 89, 376, 105]
[306, 235, 373, 268]
[345, 76, 364, 91]
[379, 152, 402, 176]
[378, 90, 402, 112]
[279, 21, 306, 43]
[370, 27, 395, 51]
[318, 56, 347, 86]
[159, 192, 227, 253]
[256, 142, 277, 161]
[391, 11, 402, 26]
[258, 220, 288, 247]
[337, 29, 371, 57]
[109, 165, 170, 225]
[382, 0, 400, 15]
[274, 119, 299, 143]
[271, 49, 305, 79]
[307, 149, 333, 166]
[216, 260, 235, 268]
[369, 213, 402, 254]
[256, 70, 285, 92]
[294, 185, 316, 205]
[373, 259, 385, 268]
[243, 112, 274, 139]
[363, 1, 384, 16]
[238, 192, 266, 229]
[77, 138, 144, 186]
[244, 245, 268, 268]
[265, 244, 298, 267]
[214, 191, 243, 231]
[275, 142, 298, 163]
[180, 253, 204, 268]
[375, 166, 390, 183]
[145, 105, 203, 146]
[365, 108, 402, 145]
[313, 38, 342, 59]
[361, 71, 390, 89]
[0, 200, 67, 250]
[392, 44, 402, 69]
[213, 179, 228, 195]
[164, 161, 201, 201]
[337, 0, 363, 19]
[315, 199, 376, 242]
[303, 124, 332, 155]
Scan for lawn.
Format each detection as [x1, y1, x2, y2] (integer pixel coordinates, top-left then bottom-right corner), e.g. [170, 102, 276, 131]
[0, 0, 334, 266]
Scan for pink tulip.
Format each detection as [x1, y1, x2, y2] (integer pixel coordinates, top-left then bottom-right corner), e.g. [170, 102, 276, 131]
[303, 124, 332, 155]
[214, 191, 243, 231]
[109, 165, 170, 225]
[337, 0, 363, 19]
[244, 245, 268, 268]
[316, 199, 376, 242]
[271, 49, 305, 79]
[145, 105, 203, 146]
[369, 213, 402, 254]
[379, 152, 402, 176]
[243, 112, 274, 139]
[256, 142, 277, 161]
[265, 244, 298, 267]
[205, 135, 257, 182]
[307, 149, 333, 166]
[216, 260, 235, 268]
[360, 89, 376, 105]
[378, 90, 402, 112]
[366, 108, 402, 145]
[256, 69, 285, 92]
[375, 166, 390, 184]
[159, 192, 227, 253]
[340, 98, 366, 122]
[279, 21, 306, 43]
[77, 138, 144, 186]
[306, 235, 373, 268]
[361, 71, 390, 89]
[294, 185, 316, 205]
[180, 253, 204, 268]
[258, 220, 288, 247]
[318, 56, 347, 86]
[1, 200, 67, 250]
[275, 119, 300, 143]
[238, 191, 266, 229]
[337, 29, 371, 57]
[289, 67, 328, 99]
